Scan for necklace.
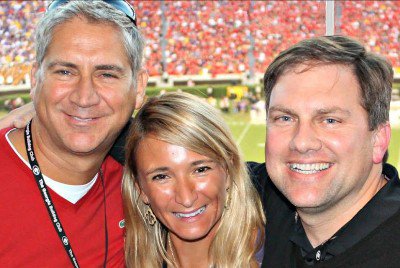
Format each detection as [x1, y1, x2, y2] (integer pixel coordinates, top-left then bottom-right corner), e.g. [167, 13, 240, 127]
[168, 234, 179, 267]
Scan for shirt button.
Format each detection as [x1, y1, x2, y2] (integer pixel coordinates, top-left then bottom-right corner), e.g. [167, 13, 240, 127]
[316, 250, 321, 261]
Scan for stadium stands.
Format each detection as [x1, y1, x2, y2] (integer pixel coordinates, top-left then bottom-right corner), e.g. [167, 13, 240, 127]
[0, 1, 399, 85]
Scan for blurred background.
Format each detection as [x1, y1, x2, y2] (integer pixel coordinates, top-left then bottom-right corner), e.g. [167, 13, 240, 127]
[0, 1, 399, 167]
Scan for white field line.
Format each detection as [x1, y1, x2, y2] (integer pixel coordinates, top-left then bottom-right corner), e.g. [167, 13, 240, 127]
[236, 122, 251, 145]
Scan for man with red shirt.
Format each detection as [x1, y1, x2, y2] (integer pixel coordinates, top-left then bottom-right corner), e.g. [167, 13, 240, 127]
[0, 1, 147, 267]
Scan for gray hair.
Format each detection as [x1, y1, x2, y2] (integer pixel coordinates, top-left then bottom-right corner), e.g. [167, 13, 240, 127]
[263, 35, 393, 131]
[34, 0, 144, 85]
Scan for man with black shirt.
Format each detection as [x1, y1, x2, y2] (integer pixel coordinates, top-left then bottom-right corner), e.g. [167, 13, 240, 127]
[251, 35, 400, 267]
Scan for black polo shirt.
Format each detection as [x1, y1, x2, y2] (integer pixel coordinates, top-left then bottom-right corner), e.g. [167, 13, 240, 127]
[289, 164, 400, 265]
[247, 162, 400, 267]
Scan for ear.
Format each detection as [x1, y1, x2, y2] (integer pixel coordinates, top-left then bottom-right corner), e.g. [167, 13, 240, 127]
[224, 159, 235, 189]
[134, 69, 148, 110]
[372, 122, 391, 164]
[225, 169, 231, 190]
[30, 63, 40, 101]
[135, 181, 150, 204]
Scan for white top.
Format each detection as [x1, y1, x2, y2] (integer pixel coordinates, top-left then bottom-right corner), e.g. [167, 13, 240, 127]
[6, 129, 97, 204]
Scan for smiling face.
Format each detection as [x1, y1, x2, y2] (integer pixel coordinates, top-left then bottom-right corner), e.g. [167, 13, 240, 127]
[265, 64, 389, 214]
[135, 135, 229, 242]
[30, 17, 145, 156]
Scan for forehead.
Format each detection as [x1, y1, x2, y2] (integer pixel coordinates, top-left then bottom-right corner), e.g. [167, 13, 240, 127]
[136, 136, 201, 164]
[270, 64, 362, 109]
[44, 16, 130, 65]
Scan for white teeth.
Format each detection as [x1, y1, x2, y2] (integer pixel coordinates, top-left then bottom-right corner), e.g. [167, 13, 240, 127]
[290, 163, 331, 174]
[73, 116, 93, 122]
[174, 206, 206, 218]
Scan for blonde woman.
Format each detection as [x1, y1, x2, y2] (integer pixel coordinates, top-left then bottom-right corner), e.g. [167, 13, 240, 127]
[122, 92, 265, 267]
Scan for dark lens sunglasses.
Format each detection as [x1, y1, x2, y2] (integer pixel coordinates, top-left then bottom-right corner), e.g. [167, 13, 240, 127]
[47, 0, 137, 26]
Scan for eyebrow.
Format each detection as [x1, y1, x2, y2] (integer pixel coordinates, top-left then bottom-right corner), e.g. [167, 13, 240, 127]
[145, 167, 169, 176]
[268, 106, 296, 116]
[47, 61, 77, 69]
[46, 61, 125, 74]
[191, 159, 216, 166]
[144, 159, 216, 176]
[268, 105, 351, 117]
[95, 64, 125, 74]
[314, 107, 351, 116]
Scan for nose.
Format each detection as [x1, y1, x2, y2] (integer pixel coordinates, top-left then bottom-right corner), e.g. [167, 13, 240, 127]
[70, 75, 100, 107]
[174, 178, 198, 208]
[289, 121, 322, 154]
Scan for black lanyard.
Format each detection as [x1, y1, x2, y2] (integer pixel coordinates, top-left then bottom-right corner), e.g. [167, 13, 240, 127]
[24, 120, 108, 267]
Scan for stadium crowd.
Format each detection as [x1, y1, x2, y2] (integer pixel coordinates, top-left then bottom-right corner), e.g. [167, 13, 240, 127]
[0, 1, 399, 84]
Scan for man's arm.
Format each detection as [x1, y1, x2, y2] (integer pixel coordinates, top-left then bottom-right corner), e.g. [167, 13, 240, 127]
[0, 102, 35, 129]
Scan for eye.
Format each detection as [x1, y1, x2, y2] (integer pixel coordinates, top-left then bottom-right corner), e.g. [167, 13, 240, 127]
[152, 174, 168, 181]
[195, 166, 211, 174]
[101, 72, 118, 79]
[325, 118, 338, 124]
[55, 69, 71, 76]
[274, 115, 292, 122]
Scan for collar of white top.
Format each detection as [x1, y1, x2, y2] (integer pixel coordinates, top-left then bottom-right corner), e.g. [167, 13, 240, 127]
[6, 129, 98, 204]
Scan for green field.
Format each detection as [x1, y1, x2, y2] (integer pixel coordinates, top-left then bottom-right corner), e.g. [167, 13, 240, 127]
[1, 110, 399, 170]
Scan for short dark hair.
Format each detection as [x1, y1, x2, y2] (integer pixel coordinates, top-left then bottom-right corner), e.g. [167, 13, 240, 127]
[263, 35, 393, 131]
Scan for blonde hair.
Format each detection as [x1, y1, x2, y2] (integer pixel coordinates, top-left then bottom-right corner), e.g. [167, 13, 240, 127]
[122, 92, 265, 267]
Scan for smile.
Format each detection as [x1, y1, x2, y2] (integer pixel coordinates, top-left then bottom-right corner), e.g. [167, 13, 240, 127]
[173, 206, 206, 218]
[289, 163, 332, 174]
[72, 116, 95, 122]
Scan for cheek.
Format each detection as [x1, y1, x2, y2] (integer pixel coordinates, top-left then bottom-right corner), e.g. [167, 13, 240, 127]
[138, 179, 171, 206]
[198, 181, 221, 195]
[323, 131, 369, 156]
[33, 87, 56, 114]
[265, 129, 286, 158]
[103, 89, 136, 113]
[39, 81, 71, 103]
[146, 185, 174, 207]
[197, 178, 227, 208]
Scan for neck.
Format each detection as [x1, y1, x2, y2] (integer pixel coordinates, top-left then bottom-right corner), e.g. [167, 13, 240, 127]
[9, 121, 108, 185]
[168, 233, 213, 268]
[298, 167, 387, 247]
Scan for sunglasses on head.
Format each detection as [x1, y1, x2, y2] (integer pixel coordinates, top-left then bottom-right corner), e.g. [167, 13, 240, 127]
[47, 0, 137, 26]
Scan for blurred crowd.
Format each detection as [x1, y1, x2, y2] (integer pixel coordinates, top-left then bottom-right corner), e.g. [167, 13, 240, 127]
[0, 1, 399, 85]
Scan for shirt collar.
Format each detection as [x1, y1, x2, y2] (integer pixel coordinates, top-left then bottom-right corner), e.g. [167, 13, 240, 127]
[290, 163, 400, 263]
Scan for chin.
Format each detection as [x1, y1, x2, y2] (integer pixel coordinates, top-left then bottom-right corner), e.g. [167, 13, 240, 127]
[176, 231, 210, 242]
[172, 223, 217, 241]
[65, 133, 106, 149]
[285, 189, 324, 209]
[63, 140, 102, 154]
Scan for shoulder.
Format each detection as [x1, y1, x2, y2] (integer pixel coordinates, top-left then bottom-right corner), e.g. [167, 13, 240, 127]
[108, 118, 132, 165]
[102, 156, 124, 185]
[0, 128, 22, 160]
[0, 127, 13, 140]
[383, 163, 399, 181]
[247, 161, 268, 195]
[246, 161, 294, 217]
[323, 210, 400, 267]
